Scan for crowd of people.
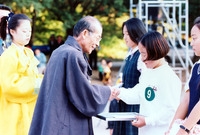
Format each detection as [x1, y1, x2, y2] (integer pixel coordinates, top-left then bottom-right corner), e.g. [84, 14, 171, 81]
[1, 3, 200, 135]
[48, 34, 64, 56]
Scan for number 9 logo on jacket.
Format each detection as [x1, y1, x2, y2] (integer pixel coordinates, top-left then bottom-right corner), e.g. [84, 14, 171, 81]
[145, 87, 155, 101]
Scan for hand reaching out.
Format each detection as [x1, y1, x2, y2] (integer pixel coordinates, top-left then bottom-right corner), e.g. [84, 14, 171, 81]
[109, 87, 120, 101]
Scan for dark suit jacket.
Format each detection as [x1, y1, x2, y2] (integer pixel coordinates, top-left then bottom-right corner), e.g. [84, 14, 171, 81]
[29, 36, 111, 135]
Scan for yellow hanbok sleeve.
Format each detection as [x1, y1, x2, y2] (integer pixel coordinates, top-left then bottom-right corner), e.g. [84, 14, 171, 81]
[0, 45, 43, 103]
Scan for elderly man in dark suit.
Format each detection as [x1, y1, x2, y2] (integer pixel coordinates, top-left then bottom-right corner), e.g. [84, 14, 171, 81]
[29, 16, 116, 135]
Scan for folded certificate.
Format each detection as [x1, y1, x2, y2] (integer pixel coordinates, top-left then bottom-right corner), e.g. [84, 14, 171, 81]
[96, 112, 139, 121]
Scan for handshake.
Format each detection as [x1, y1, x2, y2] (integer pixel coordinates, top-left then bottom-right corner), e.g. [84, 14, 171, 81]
[109, 83, 123, 101]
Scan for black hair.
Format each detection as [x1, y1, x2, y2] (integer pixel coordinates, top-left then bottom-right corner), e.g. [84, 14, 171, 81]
[122, 18, 147, 44]
[140, 31, 169, 61]
[0, 4, 11, 40]
[0, 4, 11, 11]
[0, 12, 13, 40]
[194, 16, 200, 30]
[106, 59, 112, 64]
[0, 14, 31, 40]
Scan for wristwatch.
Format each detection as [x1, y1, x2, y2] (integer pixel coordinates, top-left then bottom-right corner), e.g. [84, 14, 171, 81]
[180, 125, 190, 134]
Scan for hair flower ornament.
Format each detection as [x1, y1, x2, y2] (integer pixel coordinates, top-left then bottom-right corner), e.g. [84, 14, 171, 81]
[6, 12, 14, 22]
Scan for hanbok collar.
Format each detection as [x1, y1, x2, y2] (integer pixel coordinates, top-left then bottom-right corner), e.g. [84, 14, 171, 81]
[13, 43, 25, 51]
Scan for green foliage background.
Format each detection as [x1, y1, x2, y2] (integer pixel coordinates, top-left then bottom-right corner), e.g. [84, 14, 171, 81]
[1, 0, 130, 60]
[1, 0, 200, 60]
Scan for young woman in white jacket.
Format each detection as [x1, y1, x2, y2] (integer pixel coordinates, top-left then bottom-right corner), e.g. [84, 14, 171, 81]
[117, 31, 182, 135]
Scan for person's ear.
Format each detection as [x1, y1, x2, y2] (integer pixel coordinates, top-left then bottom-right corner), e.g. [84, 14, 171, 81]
[10, 29, 15, 35]
[82, 29, 89, 39]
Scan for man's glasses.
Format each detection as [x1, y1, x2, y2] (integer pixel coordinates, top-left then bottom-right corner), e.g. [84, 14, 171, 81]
[88, 29, 102, 42]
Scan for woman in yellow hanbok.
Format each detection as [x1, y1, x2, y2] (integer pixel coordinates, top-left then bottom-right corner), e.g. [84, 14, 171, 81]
[0, 13, 43, 135]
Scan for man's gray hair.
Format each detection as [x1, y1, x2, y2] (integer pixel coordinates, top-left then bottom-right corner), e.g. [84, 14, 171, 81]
[73, 16, 102, 37]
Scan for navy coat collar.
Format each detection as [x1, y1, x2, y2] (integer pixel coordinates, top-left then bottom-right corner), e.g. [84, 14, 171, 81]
[65, 36, 92, 75]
